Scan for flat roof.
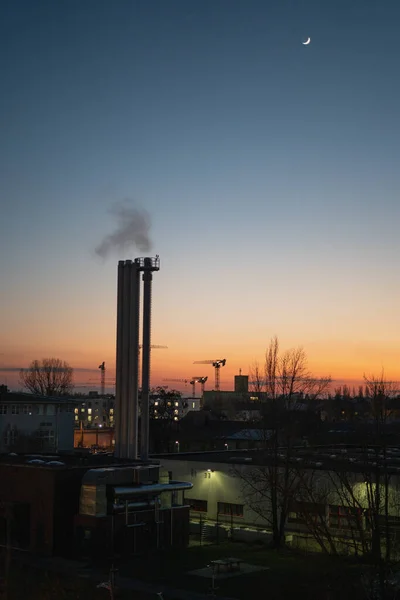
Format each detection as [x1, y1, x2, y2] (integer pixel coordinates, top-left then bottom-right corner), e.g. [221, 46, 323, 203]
[0, 450, 159, 470]
[151, 444, 400, 475]
[0, 391, 80, 404]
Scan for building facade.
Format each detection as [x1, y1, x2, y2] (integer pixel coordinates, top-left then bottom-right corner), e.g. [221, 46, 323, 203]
[73, 393, 115, 429]
[0, 388, 77, 453]
[158, 449, 400, 552]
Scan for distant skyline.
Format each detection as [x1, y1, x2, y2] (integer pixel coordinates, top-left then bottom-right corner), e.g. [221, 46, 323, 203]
[1, 0, 399, 392]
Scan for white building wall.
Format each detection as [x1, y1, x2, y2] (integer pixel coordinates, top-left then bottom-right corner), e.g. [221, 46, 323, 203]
[161, 458, 267, 526]
[0, 404, 75, 452]
[161, 458, 400, 531]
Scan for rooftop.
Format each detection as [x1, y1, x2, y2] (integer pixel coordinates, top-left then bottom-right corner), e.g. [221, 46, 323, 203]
[0, 390, 80, 404]
[0, 450, 159, 470]
[151, 444, 400, 475]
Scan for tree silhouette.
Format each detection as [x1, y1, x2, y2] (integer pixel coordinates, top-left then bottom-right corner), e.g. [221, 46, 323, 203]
[19, 358, 74, 397]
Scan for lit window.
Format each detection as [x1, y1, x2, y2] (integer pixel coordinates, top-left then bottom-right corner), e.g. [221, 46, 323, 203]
[173, 416, 178, 421]
[75, 415, 78, 421]
[174, 409, 179, 415]
[110, 416, 114, 422]
[175, 402, 179, 407]
[74, 408, 78, 414]
[167, 402, 171, 407]
[81, 408, 85, 413]
[88, 408, 92, 414]
[154, 401, 159, 406]
[154, 409, 158, 414]
[88, 415, 92, 422]
[110, 408, 114, 414]
[192, 402, 195, 409]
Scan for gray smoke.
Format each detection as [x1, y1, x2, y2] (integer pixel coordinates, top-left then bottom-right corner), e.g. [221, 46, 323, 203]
[95, 201, 153, 259]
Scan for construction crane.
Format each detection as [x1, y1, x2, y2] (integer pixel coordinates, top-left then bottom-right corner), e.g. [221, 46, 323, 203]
[192, 376, 208, 396]
[163, 378, 194, 396]
[193, 359, 226, 391]
[138, 345, 168, 381]
[139, 344, 167, 357]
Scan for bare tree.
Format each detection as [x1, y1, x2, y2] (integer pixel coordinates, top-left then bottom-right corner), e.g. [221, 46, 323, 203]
[236, 336, 331, 549]
[249, 360, 264, 394]
[19, 358, 74, 397]
[297, 372, 400, 600]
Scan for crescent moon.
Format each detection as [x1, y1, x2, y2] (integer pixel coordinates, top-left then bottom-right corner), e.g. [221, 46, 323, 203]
[302, 37, 311, 45]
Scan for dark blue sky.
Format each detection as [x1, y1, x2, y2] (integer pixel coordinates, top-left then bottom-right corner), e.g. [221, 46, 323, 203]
[1, 0, 400, 382]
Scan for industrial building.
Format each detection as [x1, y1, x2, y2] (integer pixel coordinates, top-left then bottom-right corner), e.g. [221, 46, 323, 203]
[0, 454, 192, 557]
[0, 386, 77, 453]
[157, 446, 400, 552]
[201, 373, 264, 419]
[0, 256, 193, 560]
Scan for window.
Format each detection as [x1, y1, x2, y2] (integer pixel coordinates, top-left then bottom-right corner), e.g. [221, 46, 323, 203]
[217, 502, 244, 517]
[174, 409, 179, 415]
[192, 402, 195, 409]
[74, 408, 78, 414]
[110, 408, 114, 414]
[11, 405, 19, 415]
[75, 415, 78, 421]
[88, 408, 92, 414]
[0, 405, 7, 415]
[36, 430, 55, 445]
[3, 428, 17, 446]
[288, 501, 325, 525]
[88, 415, 92, 422]
[329, 505, 362, 530]
[175, 402, 179, 407]
[189, 499, 208, 512]
[81, 408, 85, 413]
[23, 405, 32, 415]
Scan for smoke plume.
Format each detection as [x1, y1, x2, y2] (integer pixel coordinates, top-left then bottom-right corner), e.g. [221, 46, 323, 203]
[95, 201, 153, 259]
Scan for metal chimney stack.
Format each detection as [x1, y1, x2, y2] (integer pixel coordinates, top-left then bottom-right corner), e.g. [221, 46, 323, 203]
[115, 260, 140, 459]
[114, 256, 160, 460]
